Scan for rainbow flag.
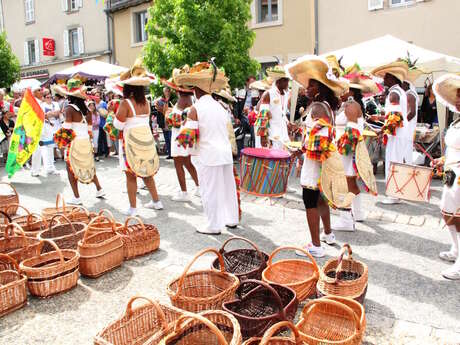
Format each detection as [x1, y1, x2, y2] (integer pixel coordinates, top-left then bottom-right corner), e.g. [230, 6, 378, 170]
[6, 89, 44, 178]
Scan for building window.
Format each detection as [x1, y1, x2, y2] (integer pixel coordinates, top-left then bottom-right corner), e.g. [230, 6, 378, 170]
[69, 29, 79, 56]
[0, 2, 4, 31]
[64, 27, 84, 57]
[70, 0, 78, 11]
[389, 0, 415, 7]
[133, 11, 148, 43]
[24, 39, 39, 65]
[24, 0, 35, 23]
[61, 0, 82, 13]
[256, 0, 278, 23]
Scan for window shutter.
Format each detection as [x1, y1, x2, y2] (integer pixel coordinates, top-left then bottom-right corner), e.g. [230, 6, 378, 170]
[34, 39, 39, 63]
[63, 30, 70, 56]
[77, 27, 84, 54]
[61, 0, 68, 12]
[416, 0, 425, 2]
[77, 0, 83, 8]
[368, 0, 384, 10]
[30, 0, 35, 21]
[24, 42, 29, 65]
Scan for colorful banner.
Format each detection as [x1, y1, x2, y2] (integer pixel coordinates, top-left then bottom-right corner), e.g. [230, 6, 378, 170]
[6, 89, 44, 178]
[43, 38, 55, 57]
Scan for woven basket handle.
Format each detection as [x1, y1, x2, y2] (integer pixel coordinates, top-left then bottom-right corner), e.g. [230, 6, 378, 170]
[67, 206, 90, 219]
[0, 210, 12, 224]
[124, 296, 168, 331]
[83, 216, 115, 242]
[219, 236, 265, 266]
[169, 312, 228, 345]
[268, 246, 319, 274]
[49, 214, 76, 234]
[98, 209, 116, 222]
[55, 193, 66, 213]
[41, 239, 65, 264]
[237, 279, 286, 321]
[0, 182, 18, 199]
[260, 321, 300, 344]
[3, 222, 25, 240]
[335, 243, 353, 283]
[8, 204, 35, 226]
[0, 253, 21, 274]
[176, 248, 226, 296]
[123, 216, 146, 235]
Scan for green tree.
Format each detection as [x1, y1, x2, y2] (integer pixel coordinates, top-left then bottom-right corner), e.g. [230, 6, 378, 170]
[144, 0, 259, 90]
[0, 32, 20, 88]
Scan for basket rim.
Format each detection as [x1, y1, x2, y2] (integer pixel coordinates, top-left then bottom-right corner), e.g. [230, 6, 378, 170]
[320, 257, 368, 285]
[0, 271, 27, 290]
[25, 265, 79, 285]
[261, 260, 319, 286]
[19, 249, 79, 271]
[38, 223, 86, 241]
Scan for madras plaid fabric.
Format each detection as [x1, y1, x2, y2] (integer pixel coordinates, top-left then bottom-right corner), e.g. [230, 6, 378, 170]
[254, 109, 270, 137]
[103, 113, 121, 141]
[304, 118, 336, 162]
[382, 111, 404, 145]
[176, 128, 199, 149]
[337, 127, 363, 156]
[233, 165, 242, 221]
[166, 111, 183, 129]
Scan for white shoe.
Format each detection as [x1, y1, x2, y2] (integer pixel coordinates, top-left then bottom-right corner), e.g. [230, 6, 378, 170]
[287, 186, 297, 194]
[145, 200, 164, 210]
[47, 170, 61, 176]
[194, 187, 201, 197]
[196, 228, 221, 235]
[172, 191, 191, 202]
[439, 250, 458, 263]
[31, 172, 40, 177]
[95, 188, 106, 199]
[320, 232, 336, 245]
[295, 243, 325, 258]
[381, 196, 401, 205]
[331, 211, 355, 232]
[68, 197, 82, 205]
[124, 207, 138, 217]
[442, 265, 460, 280]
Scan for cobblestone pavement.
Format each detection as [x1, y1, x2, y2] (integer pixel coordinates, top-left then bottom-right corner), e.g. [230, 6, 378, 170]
[0, 157, 459, 345]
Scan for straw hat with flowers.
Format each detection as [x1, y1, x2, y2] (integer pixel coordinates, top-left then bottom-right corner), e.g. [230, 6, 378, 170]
[343, 63, 382, 95]
[266, 65, 290, 81]
[433, 73, 460, 113]
[173, 60, 228, 94]
[370, 60, 409, 83]
[52, 78, 87, 99]
[118, 58, 155, 86]
[249, 78, 273, 91]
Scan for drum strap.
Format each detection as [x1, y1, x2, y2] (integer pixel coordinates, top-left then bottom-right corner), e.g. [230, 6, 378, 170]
[386, 165, 432, 199]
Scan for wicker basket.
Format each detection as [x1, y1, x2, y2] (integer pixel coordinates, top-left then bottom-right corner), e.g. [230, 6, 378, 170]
[78, 216, 124, 278]
[19, 239, 80, 297]
[94, 296, 184, 345]
[0, 210, 12, 237]
[212, 237, 269, 282]
[323, 296, 366, 341]
[118, 217, 160, 260]
[67, 206, 94, 224]
[223, 279, 298, 339]
[0, 182, 19, 216]
[167, 248, 240, 312]
[38, 215, 86, 252]
[262, 246, 319, 301]
[316, 244, 368, 303]
[148, 310, 242, 345]
[0, 223, 43, 264]
[86, 210, 124, 235]
[243, 321, 303, 345]
[41, 194, 71, 220]
[0, 254, 27, 317]
[296, 298, 363, 345]
[6, 204, 47, 238]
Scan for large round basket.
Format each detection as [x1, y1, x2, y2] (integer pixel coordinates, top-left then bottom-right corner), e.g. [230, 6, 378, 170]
[212, 237, 269, 282]
[262, 246, 319, 301]
[223, 280, 298, 339]
[86, 210, 124, 235]
[0, 223, 43, 263]
[66, 206, 94, 224]
[38, 215, 86, 252]
[19, 239, 80, 297]
[0, 254, 27, 317]
[147, 310, 242, 345]
[78, 216, 124, 278]
[243, 321, 303, 345]
[167, 248, 240, 313]
[7, 204, 47, 238]
[316, 244, 368, 303]
[0, 182, 19, 216]
[296, 298, 362, 345]
[41, 194, 74, 220]
[94, 296, 184, 345]
[118, 217, 160, 260]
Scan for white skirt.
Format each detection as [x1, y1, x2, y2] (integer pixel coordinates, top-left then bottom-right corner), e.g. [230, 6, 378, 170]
[440, 172, 459, 216]
[170, 127, 191, 157]
[341, 154, 356, 177]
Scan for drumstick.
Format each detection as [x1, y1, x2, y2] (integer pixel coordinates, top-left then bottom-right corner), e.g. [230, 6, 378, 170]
[415, 143, 435, 164]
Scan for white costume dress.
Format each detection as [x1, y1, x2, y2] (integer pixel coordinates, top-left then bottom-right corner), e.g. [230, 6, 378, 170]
[340, 119, 365, 177]
[170, 105, 190, 158]
[440, 119, 460, 215]
[191, 95, 238, 231]
[404, 86, 419, 164]
[385, 84, 408, 181]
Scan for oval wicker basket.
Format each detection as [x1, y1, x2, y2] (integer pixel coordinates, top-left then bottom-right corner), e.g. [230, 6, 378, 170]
[6, 204, 47, 238]
[212, 237, 269, 282]
[223, 279, 298, 339]
[243, 321, 303, 345]
[66, 206, 94, 224]
[0, 182, 19, 216]
[0, 223, 43, 264]
[262, 246, 319, 301]
[86, 210, 123, 235]
[316, 244, 368, 303]
[118, 216, 160, 260]
[41, 194, 71, 220]
[94, 296, 184, 345]
[19, 239, 80, 297]
[167, 248, 240, 313]
[0, 254, 27, 317]
[78, 216, 124, 278]
[38, 215, 86, 252]
[0, 210, 12, 238]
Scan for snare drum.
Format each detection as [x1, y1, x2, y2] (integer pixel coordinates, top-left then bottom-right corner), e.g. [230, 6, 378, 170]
[385, 162, 433, 202]
[240, 148, 291, 197]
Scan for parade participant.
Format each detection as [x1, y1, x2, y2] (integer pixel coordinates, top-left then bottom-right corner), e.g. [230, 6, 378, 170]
[114, 59, 162, 216]
[53, 79, 105, 205]
[286, 56, 348, 257]
[371, 60, 409, 204]
[402, 72, 420, 164]
[175, 61, 238, 235]
[87, 100, 101, 161]
[0, 103, 14, 164]
[162, 77, 199, 202]
[154, 87, 173, 159]
[432, 73, 460, 280]
[255, 66, 290, 149]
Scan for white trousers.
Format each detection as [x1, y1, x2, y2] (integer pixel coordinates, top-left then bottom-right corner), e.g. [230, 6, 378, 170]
[194, 161, 239, 231]
[92, 129, 99, 150]
[31, 145, 55, 174]
[385, 135, 405, 182]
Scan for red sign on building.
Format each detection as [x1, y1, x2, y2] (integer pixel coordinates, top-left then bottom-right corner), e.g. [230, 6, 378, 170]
[43, 38, 55, 56]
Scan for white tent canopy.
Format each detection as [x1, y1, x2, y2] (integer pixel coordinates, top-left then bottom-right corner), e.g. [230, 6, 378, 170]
[11, 79, 42, 92]
[322, 35, 460, 74]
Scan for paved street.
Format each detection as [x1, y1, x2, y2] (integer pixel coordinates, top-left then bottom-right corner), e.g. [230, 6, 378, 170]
[0, 156, 459, 345]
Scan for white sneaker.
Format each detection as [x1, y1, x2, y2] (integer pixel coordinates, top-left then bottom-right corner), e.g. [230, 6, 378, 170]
[68, 197, 82, 205]
[124, 207, 138, 217]
[95, 188, 106, 199]
[381, 196, 401, 205]
[196, 228, 221, 235]
[47, 170, 61, 176]
[194, 187, 201, 197]
[442, 265, 460, 280]
[287, 186, 297, 194]
[331, 211, 355, 232]
[320, 232, 336, 245]
[31, 172, 40, 177]
[295, 243, 325, 258]
[145, 200, 164, 210]
[439, 250, 458, 263]
[172, 191, 191, 202]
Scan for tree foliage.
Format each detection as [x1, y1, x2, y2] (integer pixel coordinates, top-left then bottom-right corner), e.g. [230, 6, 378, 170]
[0, 32, 20, 88]
[144, 0, 259, 90]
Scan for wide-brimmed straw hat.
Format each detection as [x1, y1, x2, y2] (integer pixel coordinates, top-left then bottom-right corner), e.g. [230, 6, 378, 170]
[326, 55, 344, 77]
[343, 64, 382, 95]
[433, 73, 460, 113]
[249, 78, 273, 91]
[370, 60, 409, 83]
[52, 78, 87, 99]
[266, 65, 289, 81]
[119, 58, 155, 86]
[285, 55, 349, 97]
[214, 88, 237, 103]
[173, 61, 228, 94]
[161, 78, 194, 94]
